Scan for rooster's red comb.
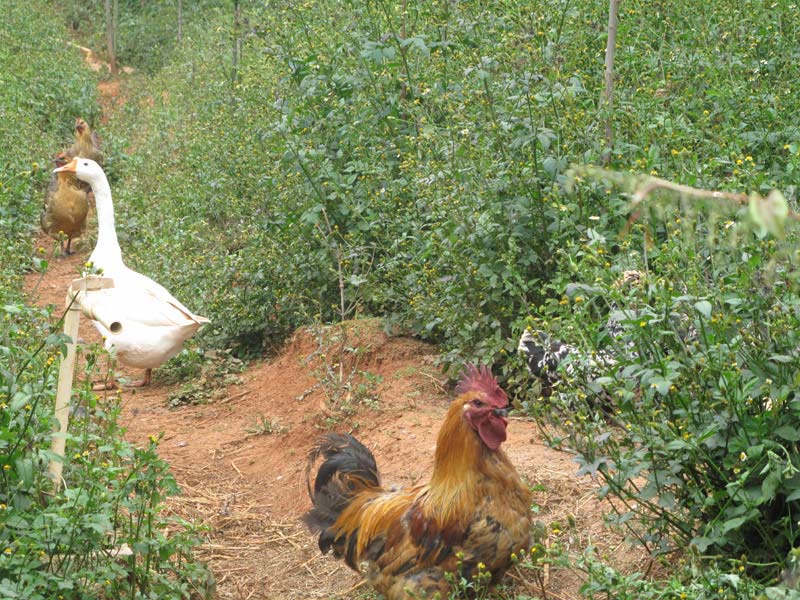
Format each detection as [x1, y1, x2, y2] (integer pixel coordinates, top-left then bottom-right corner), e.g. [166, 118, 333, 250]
[456, 363, 508, 407]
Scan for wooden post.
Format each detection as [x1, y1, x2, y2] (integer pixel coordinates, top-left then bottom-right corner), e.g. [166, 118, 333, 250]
[48, 276, 114, 491]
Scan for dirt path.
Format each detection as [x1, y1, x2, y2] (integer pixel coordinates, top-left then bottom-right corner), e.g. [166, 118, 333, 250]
[23, 59, 649, 600]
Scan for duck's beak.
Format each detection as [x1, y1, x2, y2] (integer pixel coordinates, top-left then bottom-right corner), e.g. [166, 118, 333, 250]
[54, 157, 78, 173]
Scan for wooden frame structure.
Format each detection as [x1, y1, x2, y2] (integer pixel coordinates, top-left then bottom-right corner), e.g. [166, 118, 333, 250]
[48, 275, 117, 491]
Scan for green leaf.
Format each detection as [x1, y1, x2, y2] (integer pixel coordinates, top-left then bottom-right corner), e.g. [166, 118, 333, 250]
[693, 300, 712, 318]
[721, 516, 748, 533]
[690, 536, 714, 552]
[769, 354, 795, 364]
[774, 426, 800, 442]
[761, 470, 782, 503]
[749, 190, 789, 239]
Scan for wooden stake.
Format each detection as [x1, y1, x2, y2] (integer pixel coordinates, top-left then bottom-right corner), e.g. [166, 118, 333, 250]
[48, 276, 114, 491]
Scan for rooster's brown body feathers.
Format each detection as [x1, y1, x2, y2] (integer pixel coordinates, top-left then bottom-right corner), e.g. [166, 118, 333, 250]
[304, 366, 531, 599]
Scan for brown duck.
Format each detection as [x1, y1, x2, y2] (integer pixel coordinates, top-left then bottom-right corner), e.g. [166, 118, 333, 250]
[67, 117, 103, 164]
[40, 153, 89, 255]
[68, 118, 104, 199]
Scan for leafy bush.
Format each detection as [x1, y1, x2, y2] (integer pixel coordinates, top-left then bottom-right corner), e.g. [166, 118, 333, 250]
[0, 303, 211, 599]
[528, 195, 800, 582]
[59, 0, 226, 74]
[84, 0, 800, 375]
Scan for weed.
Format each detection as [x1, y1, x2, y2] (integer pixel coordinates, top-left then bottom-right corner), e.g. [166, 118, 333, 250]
[303, 321, 382, 418]
[245, 415, 287, 436]
[167, 349, 245, 408]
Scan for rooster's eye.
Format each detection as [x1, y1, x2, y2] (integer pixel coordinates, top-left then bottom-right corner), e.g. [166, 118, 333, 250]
[472, 399, 485, 407]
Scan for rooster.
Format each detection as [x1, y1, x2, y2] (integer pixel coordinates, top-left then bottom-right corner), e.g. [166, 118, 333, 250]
[303, 365, 531, 599]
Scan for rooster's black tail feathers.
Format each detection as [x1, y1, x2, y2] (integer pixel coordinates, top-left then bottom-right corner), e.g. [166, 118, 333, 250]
[303, 433, 380, 554]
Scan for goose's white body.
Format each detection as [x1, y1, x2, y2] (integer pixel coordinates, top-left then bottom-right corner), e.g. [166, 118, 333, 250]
[58, 158, 209, 375]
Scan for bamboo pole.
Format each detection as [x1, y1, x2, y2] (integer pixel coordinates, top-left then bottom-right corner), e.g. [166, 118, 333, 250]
[48, 276, 114, 491]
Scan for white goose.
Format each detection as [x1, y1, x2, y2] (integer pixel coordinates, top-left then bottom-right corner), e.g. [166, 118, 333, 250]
[54, 157, 210, 387]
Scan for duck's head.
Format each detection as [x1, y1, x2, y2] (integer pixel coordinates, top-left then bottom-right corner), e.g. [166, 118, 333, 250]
[54, 157, 104, 184]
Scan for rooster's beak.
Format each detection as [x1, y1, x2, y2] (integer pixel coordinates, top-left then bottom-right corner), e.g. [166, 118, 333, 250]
[492, 407, 509, 418]
[54, 158, 79, 173]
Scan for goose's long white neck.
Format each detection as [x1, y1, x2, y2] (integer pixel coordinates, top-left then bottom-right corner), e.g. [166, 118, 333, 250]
[87, 171, 124, 271]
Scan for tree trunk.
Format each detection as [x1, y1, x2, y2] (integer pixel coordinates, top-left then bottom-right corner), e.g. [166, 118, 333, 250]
[177, 0, 183, 43]
[104, 0, 117, 75]
[231, 0, 241, 87]
[602, 0, 619, 166]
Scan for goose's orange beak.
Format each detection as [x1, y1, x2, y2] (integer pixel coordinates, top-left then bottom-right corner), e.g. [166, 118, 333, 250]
[54, 157, 78, 173]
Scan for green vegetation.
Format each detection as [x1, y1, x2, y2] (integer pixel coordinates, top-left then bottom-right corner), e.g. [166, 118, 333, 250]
[0, 3, 209, 598]
[4, 0, 800, 597]
[0, 3, 98, 300]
